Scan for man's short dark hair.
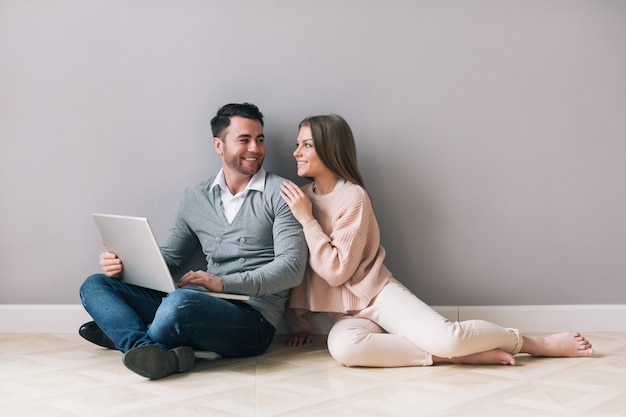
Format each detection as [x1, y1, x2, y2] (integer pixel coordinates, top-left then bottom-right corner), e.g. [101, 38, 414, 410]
[210, 103, 264, 139]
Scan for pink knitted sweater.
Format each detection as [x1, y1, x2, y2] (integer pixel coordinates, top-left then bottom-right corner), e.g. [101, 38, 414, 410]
[288, 182, 392, 316]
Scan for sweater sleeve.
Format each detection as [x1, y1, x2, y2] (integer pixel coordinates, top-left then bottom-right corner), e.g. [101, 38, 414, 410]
[303, 189, 371, 287]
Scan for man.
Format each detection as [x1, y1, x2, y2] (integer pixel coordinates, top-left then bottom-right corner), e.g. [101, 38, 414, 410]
[79, 103, 307, 379]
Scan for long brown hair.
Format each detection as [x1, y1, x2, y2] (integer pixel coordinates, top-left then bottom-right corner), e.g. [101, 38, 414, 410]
[299, 114, 364, 187]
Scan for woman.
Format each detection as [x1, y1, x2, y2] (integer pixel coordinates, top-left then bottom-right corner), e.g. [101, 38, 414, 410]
[279, 114, 594, 367]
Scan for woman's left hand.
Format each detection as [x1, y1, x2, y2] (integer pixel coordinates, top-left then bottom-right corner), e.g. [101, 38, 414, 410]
[280, 181, 315, 225]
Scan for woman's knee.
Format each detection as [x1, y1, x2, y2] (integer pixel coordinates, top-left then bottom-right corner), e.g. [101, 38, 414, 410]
[327, 331, 355, 366]
[327, 322, 373, 366]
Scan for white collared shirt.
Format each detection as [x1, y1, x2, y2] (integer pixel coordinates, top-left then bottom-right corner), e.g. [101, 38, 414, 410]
[210, 168, 266, 223]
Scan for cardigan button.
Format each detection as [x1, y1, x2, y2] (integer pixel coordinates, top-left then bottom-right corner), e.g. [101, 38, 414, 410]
[238, 257, 245, 263]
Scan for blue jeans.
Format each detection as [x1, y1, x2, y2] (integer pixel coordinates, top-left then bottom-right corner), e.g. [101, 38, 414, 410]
[79, 274, 275, 355]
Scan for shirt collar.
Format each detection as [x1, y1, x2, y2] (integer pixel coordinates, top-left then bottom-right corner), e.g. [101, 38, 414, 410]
[210, 168, 266, 194]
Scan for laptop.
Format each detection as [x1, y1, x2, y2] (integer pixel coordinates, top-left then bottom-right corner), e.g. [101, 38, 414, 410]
[92, 213, 249, 301]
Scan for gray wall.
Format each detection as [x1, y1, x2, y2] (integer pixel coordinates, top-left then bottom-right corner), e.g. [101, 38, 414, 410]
[1, 0, 625, 306]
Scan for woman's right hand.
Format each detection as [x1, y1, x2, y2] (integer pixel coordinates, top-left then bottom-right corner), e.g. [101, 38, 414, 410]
[286, 331, 313, 347]
[99, 251, 123, 278]
[280, 181, 315, 226]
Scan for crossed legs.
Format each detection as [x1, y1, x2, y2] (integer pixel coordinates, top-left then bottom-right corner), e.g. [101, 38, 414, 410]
[327, 279, 593, 367]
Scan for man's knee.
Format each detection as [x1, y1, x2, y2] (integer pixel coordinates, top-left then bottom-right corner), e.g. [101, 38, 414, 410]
[156, 289, 218, 323]
[79, 274, 107, 300]
[160, 289, 201, 309]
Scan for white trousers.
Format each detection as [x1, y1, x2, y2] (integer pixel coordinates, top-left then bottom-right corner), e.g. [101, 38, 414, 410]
[327, 279, 523, 367]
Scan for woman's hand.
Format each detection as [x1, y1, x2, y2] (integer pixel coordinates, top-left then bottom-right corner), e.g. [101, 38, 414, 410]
[99, 251, 123, 278]
[280, 181, 315, 225]
[177, 270, 225, 293]
[286, 331, 313, 347]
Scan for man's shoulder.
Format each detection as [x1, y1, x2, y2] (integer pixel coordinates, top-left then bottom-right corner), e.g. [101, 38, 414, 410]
[188, 176, 215, 190]
[180, 178, 214, 201]
[262, 172, 288, 191]
[264, 171, 287, 183]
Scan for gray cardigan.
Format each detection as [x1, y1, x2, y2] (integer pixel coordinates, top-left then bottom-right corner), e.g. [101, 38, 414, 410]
[160, 171, 308, 328]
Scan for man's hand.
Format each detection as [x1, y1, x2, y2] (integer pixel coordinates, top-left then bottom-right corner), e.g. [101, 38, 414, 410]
[286, 331, 313, 347]
[99, 251, 123, 278]
[177, 270, 225, 293]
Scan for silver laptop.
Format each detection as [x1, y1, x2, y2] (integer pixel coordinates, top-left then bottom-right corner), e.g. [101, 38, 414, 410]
[92, 213, 249, 300]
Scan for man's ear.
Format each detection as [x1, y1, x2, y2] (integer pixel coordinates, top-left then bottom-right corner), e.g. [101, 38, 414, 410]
[213, 137, 223, 155]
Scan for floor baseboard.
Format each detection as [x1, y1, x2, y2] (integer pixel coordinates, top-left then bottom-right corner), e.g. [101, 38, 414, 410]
[457, 305, 626, 333]
[0, 305, 93, 333]
[1, 304, 624, 334]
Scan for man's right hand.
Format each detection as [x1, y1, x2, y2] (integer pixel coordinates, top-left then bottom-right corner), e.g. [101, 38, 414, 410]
[99, 251, 123, 278]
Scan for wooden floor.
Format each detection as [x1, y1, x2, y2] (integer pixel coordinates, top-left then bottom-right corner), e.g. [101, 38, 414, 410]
[1, 332, 625, 416]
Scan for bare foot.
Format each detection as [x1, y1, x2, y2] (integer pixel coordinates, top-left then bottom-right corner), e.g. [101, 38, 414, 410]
[433, 348, 516, 366]
[521, 332, 594, 357]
